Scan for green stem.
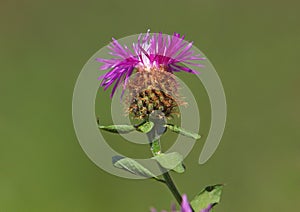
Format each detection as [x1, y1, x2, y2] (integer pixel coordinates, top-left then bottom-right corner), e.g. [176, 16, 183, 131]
[146, 118, 183, 206]
[146, 114, 195, 211]
[162, 170, 182, 205]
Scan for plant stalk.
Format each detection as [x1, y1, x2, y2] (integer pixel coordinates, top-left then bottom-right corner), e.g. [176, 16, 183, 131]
[146, 113, 195, 211]
[146, 115, 183, 206]
[162, 170, 182, 205]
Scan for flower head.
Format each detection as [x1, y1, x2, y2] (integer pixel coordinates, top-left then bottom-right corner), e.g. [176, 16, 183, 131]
[97, 30, 205, 98]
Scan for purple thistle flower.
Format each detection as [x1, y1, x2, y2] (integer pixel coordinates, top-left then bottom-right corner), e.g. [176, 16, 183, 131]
[150, 194, 213, 212]
[97, 30, 205, 98]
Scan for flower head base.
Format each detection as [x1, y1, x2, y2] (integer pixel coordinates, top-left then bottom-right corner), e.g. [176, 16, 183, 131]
[126, 68, 185, 120]
[97, 30, 205, 98]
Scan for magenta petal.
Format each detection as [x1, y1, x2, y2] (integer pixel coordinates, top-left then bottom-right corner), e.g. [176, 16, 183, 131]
[97, 31, 204, 97]
[150, 208, 157, 212]
[169, 64, 199, 74]
[181, 195, 193, 212]
[171, 204, 177, 212]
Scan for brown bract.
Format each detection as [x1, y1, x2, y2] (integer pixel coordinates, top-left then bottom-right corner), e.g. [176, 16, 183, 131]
[125, 67, 186, 120]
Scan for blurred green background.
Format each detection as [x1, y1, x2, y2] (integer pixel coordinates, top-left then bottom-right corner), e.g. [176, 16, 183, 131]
[1, 0, 299, 211]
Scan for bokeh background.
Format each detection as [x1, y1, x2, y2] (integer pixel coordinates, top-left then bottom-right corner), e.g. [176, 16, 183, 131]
[1, 0, 299, 211]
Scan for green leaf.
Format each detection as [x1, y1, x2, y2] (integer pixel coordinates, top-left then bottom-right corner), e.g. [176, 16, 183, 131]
[153, 152, 185, 173]
[113, 156, 158, 179]
[136, 121, 154, 133]
[190, 184, 224, 211]
[99, 125, 135, 134]
[165, 124, 201, 140]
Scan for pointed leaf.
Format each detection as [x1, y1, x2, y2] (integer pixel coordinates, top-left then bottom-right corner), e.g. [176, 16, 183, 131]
[165, 124, 201, 140]
[99, 125, 135, 134]
[153, 152, 185, 173]
[191, 184, 224, 211]
[113, 156, 158, 179]
[136, 121, 154, 133]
